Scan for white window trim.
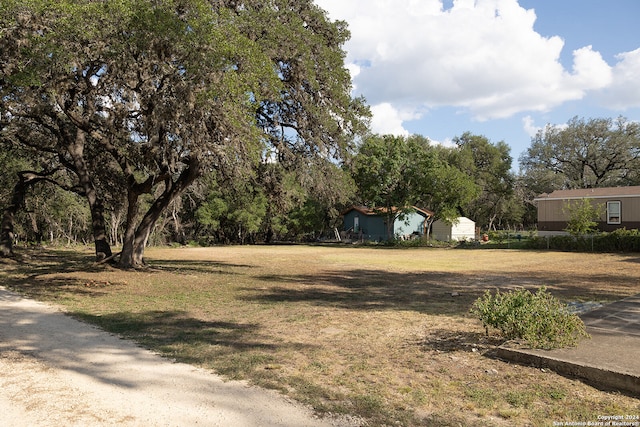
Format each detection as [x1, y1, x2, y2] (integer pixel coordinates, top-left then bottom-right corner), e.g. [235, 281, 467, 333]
[607, 201, 621, 224]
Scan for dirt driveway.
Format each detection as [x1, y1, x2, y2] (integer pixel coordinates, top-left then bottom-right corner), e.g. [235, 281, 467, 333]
[0, 286, 360, 427]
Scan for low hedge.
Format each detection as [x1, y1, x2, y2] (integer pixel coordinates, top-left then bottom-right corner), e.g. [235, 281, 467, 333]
[526, 228, 640, 252]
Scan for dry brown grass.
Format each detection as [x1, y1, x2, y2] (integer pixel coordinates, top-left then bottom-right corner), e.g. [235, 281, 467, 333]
[2, 245, 639, 426]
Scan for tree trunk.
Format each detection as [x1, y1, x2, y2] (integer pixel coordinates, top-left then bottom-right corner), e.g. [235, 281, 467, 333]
[264, 204, 274, 244]
[0, 177, 27, 257]
[28, 212, 42, 244]
[67, 129, 113, 262]
[487, 213, 498, 234]
[171, 205, 185, 245]
[119, 203, 166, 268]
[119, 187, 142, 268]
[90, 199, 113, 261]
[0, 211, 15, 257]
[425, 218, 434, 240]
[110, 210, 123, 246]
[118, 157, 201, 268]
[0, 172, 49, 256]
[385, 212, 396, 241]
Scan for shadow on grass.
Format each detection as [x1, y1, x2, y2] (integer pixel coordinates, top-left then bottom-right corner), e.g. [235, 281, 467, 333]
[1, 248, 250, 300]
[4, 247, 251, 277]
[72, 310, 315, 376]
[243, 267, 638, 316]
[5, 248, 636, 315]
[419, 329, 505, 353]
[0, 248, 113, 299]
[246, 270, 480, 315]
[74, 310, 266, 350]
[145, 258, 254, 275]
[3, 247, 100, 275]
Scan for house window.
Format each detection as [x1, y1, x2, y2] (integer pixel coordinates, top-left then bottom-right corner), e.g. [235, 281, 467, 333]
[607, 201, 621, 224]
[354, 216, 359, 232]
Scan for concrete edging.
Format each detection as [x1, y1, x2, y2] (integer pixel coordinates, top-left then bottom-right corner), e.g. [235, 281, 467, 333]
[495, 346, 640, 397]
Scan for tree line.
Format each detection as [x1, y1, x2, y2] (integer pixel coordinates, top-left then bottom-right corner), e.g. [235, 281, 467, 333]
[2, 1, 640, 267]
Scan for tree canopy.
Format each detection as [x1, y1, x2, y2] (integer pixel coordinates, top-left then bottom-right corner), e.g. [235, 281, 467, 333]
[520, 116, 640, 191]
[1, 0, 368, 265]
[351, 134, 478, 239]
[449, 132, 518, 230]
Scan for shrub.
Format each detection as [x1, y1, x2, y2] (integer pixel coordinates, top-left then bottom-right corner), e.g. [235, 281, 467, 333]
[562, 199, 603, 236]
[487, 230, 508, 243]
[594, 228, 640, 252]
[470, 287, 590, 349]
[526, 229, 640, 252]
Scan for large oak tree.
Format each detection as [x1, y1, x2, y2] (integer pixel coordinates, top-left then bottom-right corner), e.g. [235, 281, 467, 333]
[520, 116, 640, 191]
[1, 0, 368, 266]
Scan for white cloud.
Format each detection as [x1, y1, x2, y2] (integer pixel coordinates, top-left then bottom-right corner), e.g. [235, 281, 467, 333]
[369, 103, 417, 135]
[598, 48, 640, 110]
[521, 115, 569, 140]
[315, 0, 627, 126]
[430, 137, 457, 149]
[565, 46, 612, 91]
[345, 63, 361, 79]
[522, 116, 540, 138]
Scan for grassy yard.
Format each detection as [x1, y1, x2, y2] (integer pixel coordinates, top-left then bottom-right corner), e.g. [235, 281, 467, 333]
[2, 245, 639, 426]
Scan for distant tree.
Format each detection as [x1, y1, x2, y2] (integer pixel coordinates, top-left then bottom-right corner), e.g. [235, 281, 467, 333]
[352, 135, 425, 239]
[193, 158, 353, 244]
[257, 162, 306, 243]
[513, 166, 566, 230]
[418, 146, 480, 238]
[449, 132, 516, 230]
[283, 162, 356, 241]
[511, 175, 538, 229]
[520, 117, 640, 190]
[0, 139, 92, 255]
[1, 172, 44, 255]
[196, 172, 268, 244]
[352, 134, 478, 239]
[0, 144, 35, 256]
[258, 157, 354, 242]
[286, 198, 332, 241]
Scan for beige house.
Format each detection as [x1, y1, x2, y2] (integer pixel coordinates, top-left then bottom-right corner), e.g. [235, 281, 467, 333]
[534, 186, 640, 235]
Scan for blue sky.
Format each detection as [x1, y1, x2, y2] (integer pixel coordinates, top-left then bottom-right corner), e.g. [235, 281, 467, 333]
[314, 0, 640, 170]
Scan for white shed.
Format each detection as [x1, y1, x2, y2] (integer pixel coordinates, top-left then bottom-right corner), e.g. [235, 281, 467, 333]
[431, 217, 476, 241]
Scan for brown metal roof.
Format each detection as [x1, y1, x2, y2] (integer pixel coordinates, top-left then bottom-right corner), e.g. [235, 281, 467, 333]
[341, 205, 434, 217]
[535, 186, 640, 201]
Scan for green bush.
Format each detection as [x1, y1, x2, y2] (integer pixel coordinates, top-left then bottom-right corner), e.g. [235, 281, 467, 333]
[594, 228, 640, 252]
[470, 287, 590, 349]
[526, 228, 640, 252]
[526, 235, 578, 251]
[562, 199, 602, 236]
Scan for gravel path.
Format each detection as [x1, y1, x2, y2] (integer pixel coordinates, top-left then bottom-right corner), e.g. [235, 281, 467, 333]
[0, 286, 360, 427]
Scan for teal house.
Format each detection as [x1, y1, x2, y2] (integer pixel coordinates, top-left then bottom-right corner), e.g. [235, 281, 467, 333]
[342, 206, 433, 241]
